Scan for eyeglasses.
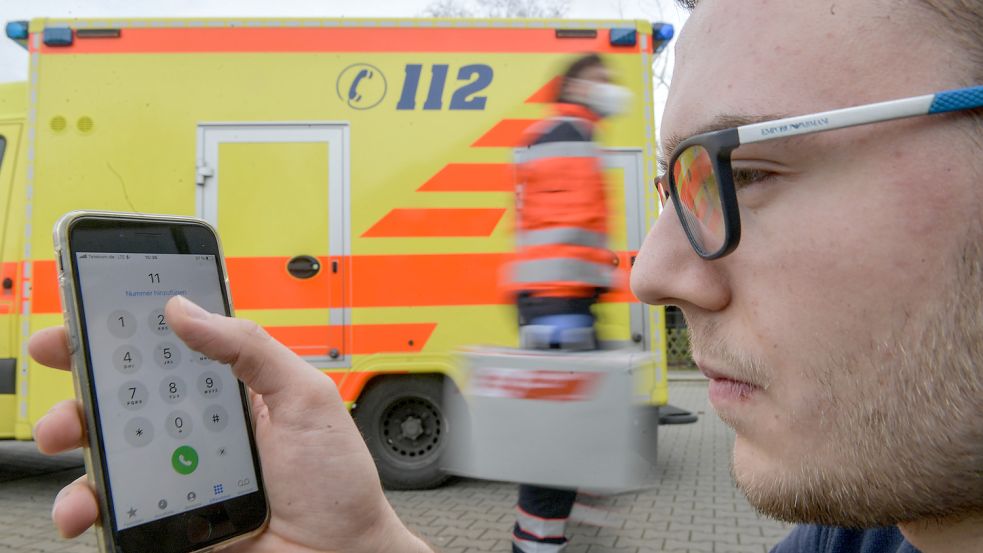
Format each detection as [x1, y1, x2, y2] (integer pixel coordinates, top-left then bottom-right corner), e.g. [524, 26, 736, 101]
[658, 85, 983, 259]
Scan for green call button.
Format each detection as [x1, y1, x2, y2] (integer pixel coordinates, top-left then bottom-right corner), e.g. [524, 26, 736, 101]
[171, 446, 199, 475]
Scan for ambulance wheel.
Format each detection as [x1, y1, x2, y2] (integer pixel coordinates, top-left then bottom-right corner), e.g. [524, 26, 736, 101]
[353, 375, 450, 490]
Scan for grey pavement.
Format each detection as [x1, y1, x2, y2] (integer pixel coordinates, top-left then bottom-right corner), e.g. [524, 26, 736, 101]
[0, 381, 789, 552]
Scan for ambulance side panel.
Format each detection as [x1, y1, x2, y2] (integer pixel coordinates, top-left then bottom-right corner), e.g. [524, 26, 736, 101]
[14, 21, 668, 479]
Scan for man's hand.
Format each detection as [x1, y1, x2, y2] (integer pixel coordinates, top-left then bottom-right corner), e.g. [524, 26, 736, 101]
[31, 295, 433, 553]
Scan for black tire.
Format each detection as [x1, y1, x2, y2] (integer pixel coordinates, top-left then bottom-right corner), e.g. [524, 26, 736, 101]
[353, 375, 451, 490]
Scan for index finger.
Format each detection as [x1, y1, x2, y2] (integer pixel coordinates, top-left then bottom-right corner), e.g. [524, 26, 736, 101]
[28, 326, 72, 371]
[165, 296, 340, 414]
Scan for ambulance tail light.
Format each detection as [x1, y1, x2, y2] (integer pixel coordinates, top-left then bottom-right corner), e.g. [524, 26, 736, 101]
[5, 20, 28, 40]
[609, 28, 637, 47]
[43, 26, 74, 47]
[652, 22, 674, 54]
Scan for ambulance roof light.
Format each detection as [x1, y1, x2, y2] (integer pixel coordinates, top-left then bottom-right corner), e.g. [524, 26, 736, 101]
[43, 27, 74, 47]
[609, 28, 637, 47]
[652, 22, 675, 54]
[5, 21, 29, 41]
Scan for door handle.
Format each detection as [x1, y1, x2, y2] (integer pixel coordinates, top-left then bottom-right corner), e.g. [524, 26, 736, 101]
[287, 256, 321, 279]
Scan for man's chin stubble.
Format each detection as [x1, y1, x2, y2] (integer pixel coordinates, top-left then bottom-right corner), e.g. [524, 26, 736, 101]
[725, 238, 983, 527]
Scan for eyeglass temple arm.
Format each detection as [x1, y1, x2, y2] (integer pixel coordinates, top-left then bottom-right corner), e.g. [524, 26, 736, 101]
[737, 85, 983, 146]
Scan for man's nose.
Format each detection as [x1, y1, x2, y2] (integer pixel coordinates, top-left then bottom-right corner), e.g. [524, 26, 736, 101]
[630, 201, 730, 311]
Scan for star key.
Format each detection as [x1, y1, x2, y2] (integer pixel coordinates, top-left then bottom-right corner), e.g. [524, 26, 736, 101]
[124, 417, 153, 447]
[127, 507, 137, 518]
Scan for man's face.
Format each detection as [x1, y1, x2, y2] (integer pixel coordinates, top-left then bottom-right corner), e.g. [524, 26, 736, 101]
[633, 0, 983, 526]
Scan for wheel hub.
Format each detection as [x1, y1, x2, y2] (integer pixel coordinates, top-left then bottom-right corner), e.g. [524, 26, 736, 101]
[400, 416, 424, 440]
[381, 397, 442, 461]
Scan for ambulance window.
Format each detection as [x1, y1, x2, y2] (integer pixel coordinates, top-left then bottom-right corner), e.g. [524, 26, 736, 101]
[0, 137, 6, 171]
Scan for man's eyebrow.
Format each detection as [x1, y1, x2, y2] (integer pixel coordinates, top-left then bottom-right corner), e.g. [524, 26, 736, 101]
[658, 113, 786, 174]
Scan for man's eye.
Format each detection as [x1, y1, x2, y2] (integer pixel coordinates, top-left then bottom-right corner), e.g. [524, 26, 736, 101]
[731, 168, 773, 188]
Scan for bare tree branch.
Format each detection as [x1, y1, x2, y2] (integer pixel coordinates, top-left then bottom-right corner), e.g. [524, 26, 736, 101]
[421, 0, 570, 18]
[420, 0, 476, 17]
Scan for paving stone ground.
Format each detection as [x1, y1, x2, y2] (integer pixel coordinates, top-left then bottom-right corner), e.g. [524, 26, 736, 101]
[0, 381, 789, 552]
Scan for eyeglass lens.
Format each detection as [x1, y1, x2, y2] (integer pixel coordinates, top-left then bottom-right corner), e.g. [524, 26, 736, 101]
[672, 145, 725, 256]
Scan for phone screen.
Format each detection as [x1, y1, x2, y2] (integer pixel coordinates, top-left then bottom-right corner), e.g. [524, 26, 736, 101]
[74, 251, 259, 531]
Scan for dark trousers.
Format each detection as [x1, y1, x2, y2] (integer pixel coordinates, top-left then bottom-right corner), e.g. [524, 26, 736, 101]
[516, 293, 596, 326]
[512, 484, 577, 552]
[512, 295, 596, 552]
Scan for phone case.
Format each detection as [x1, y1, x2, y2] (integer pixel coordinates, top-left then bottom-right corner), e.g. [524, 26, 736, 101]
[52, 210, 269, 553]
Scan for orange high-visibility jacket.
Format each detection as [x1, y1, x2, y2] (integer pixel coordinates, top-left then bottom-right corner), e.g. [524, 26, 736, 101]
[509, 103, 617, 299]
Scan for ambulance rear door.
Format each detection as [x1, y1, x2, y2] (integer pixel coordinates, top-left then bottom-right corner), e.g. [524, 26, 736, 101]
[605, 147, 667, 401]
[603, 148, 656, 350]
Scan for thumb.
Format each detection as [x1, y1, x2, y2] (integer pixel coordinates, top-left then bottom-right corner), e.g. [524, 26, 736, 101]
[164, 295, 339, 414]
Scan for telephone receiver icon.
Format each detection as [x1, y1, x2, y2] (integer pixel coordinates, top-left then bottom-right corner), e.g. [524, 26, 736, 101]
[348, 69, 373, 102]
[178, 454, 193, 467]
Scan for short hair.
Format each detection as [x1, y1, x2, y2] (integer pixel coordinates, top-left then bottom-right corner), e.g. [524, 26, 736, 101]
[677, 0, 982, 133]
[677, 0, 981, 83]
[556, 53, 605, 103]
[916, 0, 983, 83]
[914, 0, 983, 138]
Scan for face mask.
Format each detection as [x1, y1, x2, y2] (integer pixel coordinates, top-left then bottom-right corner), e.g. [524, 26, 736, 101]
[582, 81, 633, 118]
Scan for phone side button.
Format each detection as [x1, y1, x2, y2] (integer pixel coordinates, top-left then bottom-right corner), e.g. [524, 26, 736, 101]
[58, 278, 79, 354]
[65, 330, 80, 354]
[187, 515, 212, 544]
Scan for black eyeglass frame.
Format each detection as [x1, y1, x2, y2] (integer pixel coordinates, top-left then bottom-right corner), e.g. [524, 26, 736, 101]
[664, 128, 742, 260]
[658, 84, 983, 260]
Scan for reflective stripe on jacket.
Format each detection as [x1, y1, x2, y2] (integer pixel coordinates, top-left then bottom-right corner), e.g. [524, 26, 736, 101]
[509, 103, 616, 298]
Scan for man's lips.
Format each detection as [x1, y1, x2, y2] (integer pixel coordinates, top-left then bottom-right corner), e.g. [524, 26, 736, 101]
[698, 366, 757, 386]
[698, 366, 762, 403]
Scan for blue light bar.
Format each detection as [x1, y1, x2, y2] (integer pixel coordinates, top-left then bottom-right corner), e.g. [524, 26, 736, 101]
[5, 21, 29, 41]
[652, 22, 675, 54]
[609, 28, 637, 47]
[654, 23, 675, 42]
[43, 27, 74, 47]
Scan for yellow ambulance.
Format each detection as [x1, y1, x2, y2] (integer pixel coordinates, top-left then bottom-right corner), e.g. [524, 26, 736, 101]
[0, 17, 671, 489]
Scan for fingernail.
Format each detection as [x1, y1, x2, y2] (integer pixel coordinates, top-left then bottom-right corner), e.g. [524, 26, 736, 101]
[52, 487, 70, 520]
[177, 296, 209, 320]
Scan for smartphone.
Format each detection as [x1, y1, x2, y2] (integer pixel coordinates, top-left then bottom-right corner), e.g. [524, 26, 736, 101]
[54, 211, 269, 553]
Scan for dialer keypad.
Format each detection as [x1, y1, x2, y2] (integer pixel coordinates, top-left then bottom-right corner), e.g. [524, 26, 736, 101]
[107, 305, 229, 456]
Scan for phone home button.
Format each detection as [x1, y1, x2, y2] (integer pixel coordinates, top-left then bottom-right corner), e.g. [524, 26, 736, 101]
[187, 515, 212, 544]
